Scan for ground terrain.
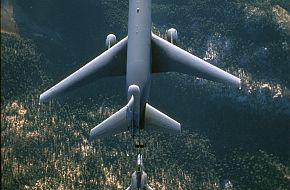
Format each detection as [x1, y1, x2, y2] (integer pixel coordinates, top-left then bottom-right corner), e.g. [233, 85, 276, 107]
[1, 0, 290, 189]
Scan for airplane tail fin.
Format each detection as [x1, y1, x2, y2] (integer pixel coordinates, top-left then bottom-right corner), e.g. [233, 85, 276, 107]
[89, 106, 128, 141]
[89, 95, 135, 141]
[145, 104, 181, 134]
[89, 103, 181, 141]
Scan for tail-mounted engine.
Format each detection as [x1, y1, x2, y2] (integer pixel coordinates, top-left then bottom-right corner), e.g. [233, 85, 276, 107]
[106, 34, 117, 49]
[166, 28, 178, 44]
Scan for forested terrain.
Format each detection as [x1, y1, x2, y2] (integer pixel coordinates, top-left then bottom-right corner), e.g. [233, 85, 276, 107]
[1, 0, 290, 189]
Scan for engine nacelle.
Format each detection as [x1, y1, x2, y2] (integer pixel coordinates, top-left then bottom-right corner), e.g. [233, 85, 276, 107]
[166, 28, 178, 44]
[106, 34, 117, 49]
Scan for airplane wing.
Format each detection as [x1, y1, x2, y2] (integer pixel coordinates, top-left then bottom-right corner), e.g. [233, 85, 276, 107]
[39, 36, 128, 103]
[151, 33, 241, 88]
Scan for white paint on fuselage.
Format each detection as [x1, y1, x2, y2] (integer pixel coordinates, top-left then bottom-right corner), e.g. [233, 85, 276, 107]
[126, 0, 152, 124]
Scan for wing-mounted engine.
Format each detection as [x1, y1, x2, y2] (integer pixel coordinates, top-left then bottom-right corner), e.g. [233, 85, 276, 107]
[166, 28, 178, 44]
[106, 34, 117, 49]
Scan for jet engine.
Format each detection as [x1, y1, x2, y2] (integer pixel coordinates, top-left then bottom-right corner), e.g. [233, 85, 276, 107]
[166, 28, 178, 44]
[106, 34, 117, 49]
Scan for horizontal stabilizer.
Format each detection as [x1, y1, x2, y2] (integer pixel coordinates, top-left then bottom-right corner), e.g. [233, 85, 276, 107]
[145, 104, 181, 134]
[89, 106, 127, 141]
[152, 33, 241, 88]
[39, 36, 128, 103]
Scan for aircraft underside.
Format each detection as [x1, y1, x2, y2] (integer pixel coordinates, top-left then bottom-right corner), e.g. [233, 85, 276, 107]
[39, 1, 241, 189]
[40, 33, 240, 140]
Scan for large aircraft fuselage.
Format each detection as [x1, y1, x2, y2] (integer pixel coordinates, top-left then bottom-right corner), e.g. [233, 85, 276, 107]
[40, 0, 240, 141]
[127, 0, 152, 128]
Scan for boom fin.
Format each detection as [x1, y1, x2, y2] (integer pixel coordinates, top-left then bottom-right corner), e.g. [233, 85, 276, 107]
[145, 104, 181, 134]
[151, 33, 241, 88]
[39, 36, 128, 103]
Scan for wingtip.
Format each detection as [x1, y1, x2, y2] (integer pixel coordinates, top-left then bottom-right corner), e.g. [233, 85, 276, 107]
[39, 93, 47, 104]
[88, 136, 94, 143]
[89, 129, 96, 143]
[175, 122, 182, 133]
[178, 123, 182, 133]
[88, 132, 93, 143]
[231, 77, 241, 89]
[237, 78, 242, 90]
[38, 94, 43, 105]
[39, 96, 43, 104]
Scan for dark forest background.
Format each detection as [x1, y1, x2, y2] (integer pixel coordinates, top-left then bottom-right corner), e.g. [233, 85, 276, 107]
[1, 0, 290, 189]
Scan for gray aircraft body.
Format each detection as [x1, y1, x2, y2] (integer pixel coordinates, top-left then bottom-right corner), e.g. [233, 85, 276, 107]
[126, 154, 153, 190]
[40, 0, 241, 140]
